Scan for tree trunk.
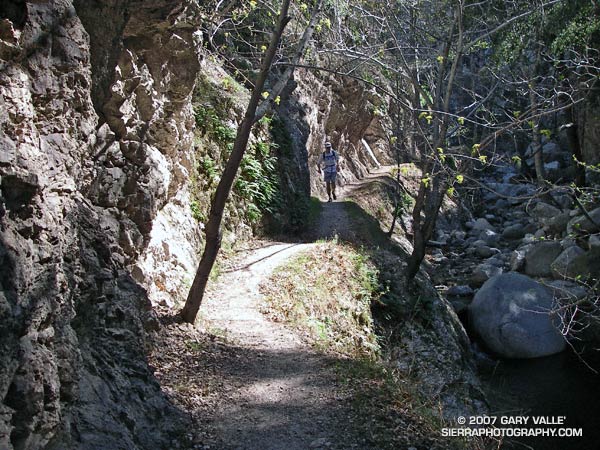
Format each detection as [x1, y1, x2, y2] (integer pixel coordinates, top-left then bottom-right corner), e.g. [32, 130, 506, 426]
[180, 0, 293, 323]
[405, 175, 446, 283]
[566, 107, 586, 187]
[405, 4, 463, 283]
[529, 86, 546, 183]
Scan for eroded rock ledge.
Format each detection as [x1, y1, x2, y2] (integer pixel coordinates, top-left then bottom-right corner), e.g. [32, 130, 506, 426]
[0, 1, 202, 448]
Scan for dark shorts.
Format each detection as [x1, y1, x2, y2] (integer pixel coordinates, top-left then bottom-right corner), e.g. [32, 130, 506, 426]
[324, 171, 337, 183]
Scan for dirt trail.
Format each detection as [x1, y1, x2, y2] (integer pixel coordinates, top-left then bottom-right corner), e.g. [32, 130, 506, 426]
[201, 243, 342, 449]
[314, 165, 394, 240]
[196, 169, 397, 449]
[200, 244, 343, 448]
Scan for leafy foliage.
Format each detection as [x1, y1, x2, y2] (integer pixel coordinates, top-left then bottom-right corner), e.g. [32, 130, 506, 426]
[234, 141, 282, 223]
[194, 105, 236, 148]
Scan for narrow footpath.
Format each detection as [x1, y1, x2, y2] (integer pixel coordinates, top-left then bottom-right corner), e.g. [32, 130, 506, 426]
[199, 241, 361, 450]
[197, 168, 392, 448]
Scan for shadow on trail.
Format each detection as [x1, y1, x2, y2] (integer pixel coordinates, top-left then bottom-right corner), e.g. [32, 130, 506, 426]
[301, 199, 408, 256]
[223, 243, 302, 273]
[154, 328, 387, 450]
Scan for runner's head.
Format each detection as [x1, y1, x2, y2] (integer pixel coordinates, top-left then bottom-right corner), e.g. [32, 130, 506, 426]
[324, 142, 332, 151]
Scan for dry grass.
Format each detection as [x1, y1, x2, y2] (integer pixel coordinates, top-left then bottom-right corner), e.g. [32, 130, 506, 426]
[260, 241, 380, 357]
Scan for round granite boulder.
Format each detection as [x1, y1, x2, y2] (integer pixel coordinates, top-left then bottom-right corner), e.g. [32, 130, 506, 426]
[469, 273, 566, 358]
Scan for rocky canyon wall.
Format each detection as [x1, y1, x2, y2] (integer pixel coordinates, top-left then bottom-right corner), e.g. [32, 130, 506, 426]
[0, 1, 203, 448]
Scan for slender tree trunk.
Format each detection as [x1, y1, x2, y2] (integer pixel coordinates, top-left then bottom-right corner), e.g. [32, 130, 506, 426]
[180, 0, 324, 323]
[180, 0, 292, 323]
[566, 107, 586, 187]
[529, 86, 546, 183]
[405, 2, 463, 283]
[406, 175, 428, 281]
[388, 75, 402, 237]
[405, 172, 446, 283]
[528, 39, 546, 184]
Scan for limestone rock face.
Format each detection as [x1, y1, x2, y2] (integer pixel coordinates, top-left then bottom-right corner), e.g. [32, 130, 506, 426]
[469, 273, 566, 359]
[0, 1, 202, 448]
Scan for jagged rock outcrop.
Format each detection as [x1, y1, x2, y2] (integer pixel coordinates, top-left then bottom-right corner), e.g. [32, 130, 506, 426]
[278, 69, 394, 199]
[0, 1, 203, 448]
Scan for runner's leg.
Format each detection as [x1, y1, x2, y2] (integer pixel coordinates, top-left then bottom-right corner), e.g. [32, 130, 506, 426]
[331, 174, 337, 200]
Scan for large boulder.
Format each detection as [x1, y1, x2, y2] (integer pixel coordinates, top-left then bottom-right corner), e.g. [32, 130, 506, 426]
[530, 202, 561, 221]
[469, 273, 566, 358]
[544, 212, 571, 236]
[564, 247, 600, 281]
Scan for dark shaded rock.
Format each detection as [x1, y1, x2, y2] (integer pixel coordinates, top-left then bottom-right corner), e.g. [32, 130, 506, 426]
[542, 141, 564, 163]
[566, 247, 600, 281]
[567, 207, 600, 235]
[530, 202, 561, 221]
[470, 264, 502, 287]
[550, 246, 586, 279]
[470, 218, 495, 232]
[589, 234, 600, 250]
[523, 223, 538, 235]
[479, 229, 500, 246]
[546, 280, 588, 302]
[524, 241, 563, 277]
[446, 285, 475, 297]
[0, 169, 39, 211]
[475, 246, 500, 258]
[545, 212, 570, 235]
[502, 223, 525, 240]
